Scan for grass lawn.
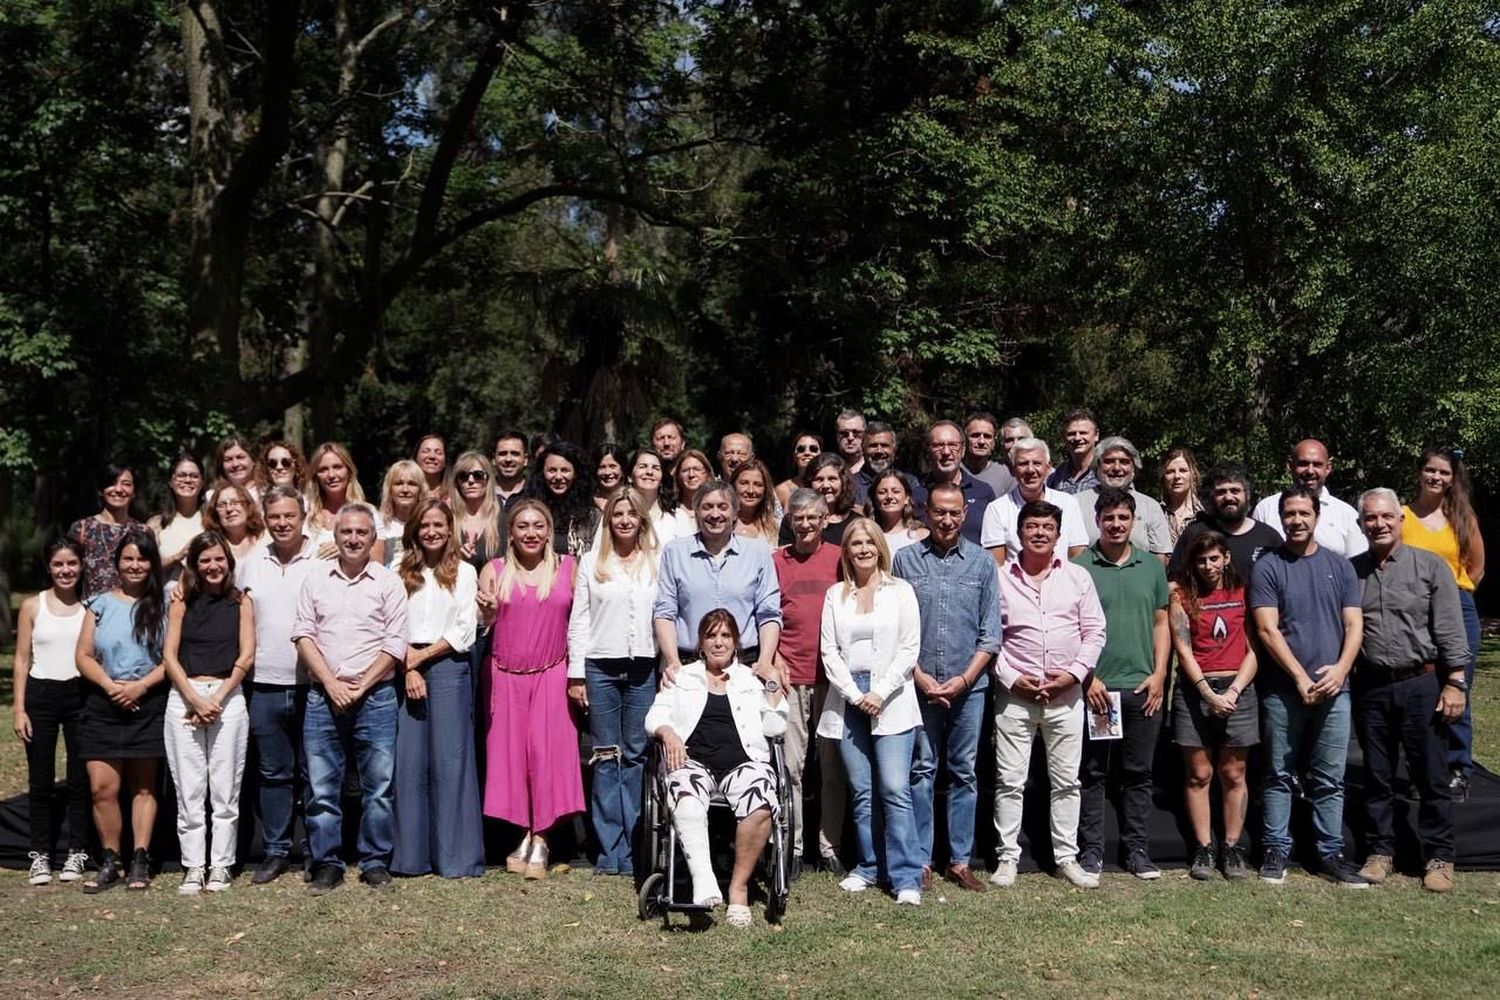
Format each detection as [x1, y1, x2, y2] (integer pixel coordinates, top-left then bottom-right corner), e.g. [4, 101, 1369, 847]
[1, 646, 1498, 998]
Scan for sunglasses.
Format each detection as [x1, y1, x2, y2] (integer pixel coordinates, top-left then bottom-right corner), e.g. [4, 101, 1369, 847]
[456, 469, 489, 483]
[837, 429, 863, 438]
[266, 457, 294, 470]
[795, 445, 821, 454]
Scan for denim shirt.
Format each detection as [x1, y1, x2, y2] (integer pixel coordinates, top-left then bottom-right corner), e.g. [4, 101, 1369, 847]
[892, 537, 1001, 688]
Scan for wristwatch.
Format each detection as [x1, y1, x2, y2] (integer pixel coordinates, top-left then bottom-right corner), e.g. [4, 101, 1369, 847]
[1443, 675, 1469, 692]
[764, 679, 780, 694]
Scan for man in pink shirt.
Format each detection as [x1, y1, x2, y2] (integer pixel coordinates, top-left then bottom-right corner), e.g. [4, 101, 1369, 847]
[991, 500, 1106, 890]
[291, 502, 409, 895]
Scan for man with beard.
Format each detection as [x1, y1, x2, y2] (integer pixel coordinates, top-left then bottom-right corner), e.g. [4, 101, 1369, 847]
[980, 437, 1088, 567]
[491, 431, 529, 514]
[852, 421, 922, 508]
[1250, 439, 1367, 556]
[1168, 462, 1283, 578]
[1075, 437, 1173, 562]
[920, 420, 996, 545]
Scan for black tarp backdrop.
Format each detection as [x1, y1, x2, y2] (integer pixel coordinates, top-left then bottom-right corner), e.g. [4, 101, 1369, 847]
[5, 734, 1498, 874]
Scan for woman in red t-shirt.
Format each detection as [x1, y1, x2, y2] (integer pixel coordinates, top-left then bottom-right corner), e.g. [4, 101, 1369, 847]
[1169, 530, 1259, 881]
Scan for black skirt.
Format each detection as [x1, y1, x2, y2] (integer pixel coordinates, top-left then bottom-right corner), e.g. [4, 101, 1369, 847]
[79, 681, 168, 760]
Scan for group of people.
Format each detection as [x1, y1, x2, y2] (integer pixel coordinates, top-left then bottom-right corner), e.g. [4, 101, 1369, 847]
[10, 411, 1482, 918]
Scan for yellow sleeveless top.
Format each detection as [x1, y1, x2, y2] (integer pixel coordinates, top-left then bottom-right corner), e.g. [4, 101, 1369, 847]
[1401, 505, 1475, 591]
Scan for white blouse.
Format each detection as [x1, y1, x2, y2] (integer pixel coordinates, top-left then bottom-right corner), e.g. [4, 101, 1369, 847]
[816, 574, 922, 740]
[406, 561, 478, 654]
[567, 548, 660, 678]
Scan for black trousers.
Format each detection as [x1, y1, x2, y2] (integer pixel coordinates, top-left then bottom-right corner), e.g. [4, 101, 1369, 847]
[24, 677, 90, 853]
[1354, 670, 1454, 862]
[1079, 687, 1162, 861]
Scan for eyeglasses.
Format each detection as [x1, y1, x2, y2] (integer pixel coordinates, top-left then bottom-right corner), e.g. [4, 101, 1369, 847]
[171, 472, 202, 482]
[266, 457, 293, 470]
[456, 469, 489, 483]
[794, 445, 821, 454]
[216, 500, 246, 511]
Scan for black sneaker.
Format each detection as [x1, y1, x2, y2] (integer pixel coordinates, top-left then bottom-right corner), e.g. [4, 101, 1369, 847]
[361, 865, 394, 891]
[1126, 848, 1161, 880]
[1449, 769, 1470, 804]
[819, 853, 847, 877]
[1222, 844, 1250, 881]
[1259, 847, 1289, 884]
[1319, 854, 1370, 889]
[1189, 844, 1216, 881]
[1078, 851, 1104, 877]
[307, 864, 344, 896]
[251, 855, 291, 886]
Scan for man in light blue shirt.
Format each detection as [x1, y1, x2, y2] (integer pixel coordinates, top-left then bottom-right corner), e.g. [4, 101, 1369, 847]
[654, 479, 783, 684]
[894, 483, 1001, 892]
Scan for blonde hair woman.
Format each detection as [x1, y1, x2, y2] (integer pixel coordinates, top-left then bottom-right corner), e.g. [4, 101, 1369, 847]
[566, 486, 660, 876]
[449, 451, 503, 569]
[477, 499, 582, 879]
[377, 459, 428, 567]
[305, 442, 366, 558]
[816, 517, 924, 905]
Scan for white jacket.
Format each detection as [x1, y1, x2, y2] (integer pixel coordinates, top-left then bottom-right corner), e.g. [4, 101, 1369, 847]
[816, 574, 922, 739]
[645, 661, 789, 763]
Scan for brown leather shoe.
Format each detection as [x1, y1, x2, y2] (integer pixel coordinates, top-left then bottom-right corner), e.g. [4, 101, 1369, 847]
[1422, 859, 1455, 893]
[945, 864, 987, 893]
[1358, 854, 1393, 885]
[921, 865, 934, 890]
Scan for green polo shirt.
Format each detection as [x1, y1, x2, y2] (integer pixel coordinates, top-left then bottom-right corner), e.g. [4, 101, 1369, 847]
[1073, 543, 1169, 688]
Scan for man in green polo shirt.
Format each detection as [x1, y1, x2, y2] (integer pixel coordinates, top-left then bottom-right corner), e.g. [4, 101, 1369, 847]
[1073, 486, 1170, 879]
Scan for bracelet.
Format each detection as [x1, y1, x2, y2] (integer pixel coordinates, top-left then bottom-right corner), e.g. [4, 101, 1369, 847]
[1194, 678, 1211, 690]
[1227, 685, 1240, 697]
[961, 675, 972, 691]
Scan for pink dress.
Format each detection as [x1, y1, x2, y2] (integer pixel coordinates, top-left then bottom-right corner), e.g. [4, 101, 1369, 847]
[482, 556, 584, 830]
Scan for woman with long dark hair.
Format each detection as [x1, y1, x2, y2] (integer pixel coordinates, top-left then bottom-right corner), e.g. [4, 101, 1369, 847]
[778, 452, 856, 546]
[627, 447, 684, 545]
[13, 539, 91, 886]
[732, 459, 779, 543]
[869, 469, 927, 555]
[593, 443, 626, 511]
[528, 441, 600, 557]
[774, 432, 823, 512]
[1403, 446, 1486, 796]
[149, 454, 207, 576]
[162, 531, 254, 894]
[68, 463, 144, 595]
[75, 531, 169, 892]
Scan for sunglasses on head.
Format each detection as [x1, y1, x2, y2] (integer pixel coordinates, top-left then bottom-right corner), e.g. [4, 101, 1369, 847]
[456, 469, 489, 483]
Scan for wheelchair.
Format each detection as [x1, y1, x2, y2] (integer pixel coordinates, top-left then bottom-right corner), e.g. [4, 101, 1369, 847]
[636, 735, 795, 927]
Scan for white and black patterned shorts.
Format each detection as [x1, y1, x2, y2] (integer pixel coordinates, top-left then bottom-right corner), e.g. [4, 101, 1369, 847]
[664, 758, 780, 820]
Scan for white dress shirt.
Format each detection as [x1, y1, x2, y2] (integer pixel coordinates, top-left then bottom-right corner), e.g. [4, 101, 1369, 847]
[567, 548, 661, 678]
[816, 574, 922, 739]
[1251, 486, 1368, 556]
[406, 561, 478, 654]
[980, 485, 1089, 559]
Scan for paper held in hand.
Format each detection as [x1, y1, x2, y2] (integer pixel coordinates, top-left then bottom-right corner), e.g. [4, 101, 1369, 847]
[1088, 690, 1123, 741]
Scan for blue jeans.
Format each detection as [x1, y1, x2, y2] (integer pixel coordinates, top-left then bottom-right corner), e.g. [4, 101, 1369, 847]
[248, 684, 307, 858]
[911, 687, 984, 868]
[838, 674, 923, 892]
[1261, 688, 1351, 858]
[1445, 591, 1481, 774]
[304, 681, 397, 873]
[585, 656, 657, 874]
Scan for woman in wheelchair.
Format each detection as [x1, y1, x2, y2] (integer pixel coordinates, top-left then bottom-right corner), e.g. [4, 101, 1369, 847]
[645, 608, 788, 928]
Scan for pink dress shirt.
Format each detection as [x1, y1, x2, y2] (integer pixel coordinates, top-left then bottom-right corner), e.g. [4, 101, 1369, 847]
[290, 559, 409, 683]
[995, 556, 1106, 688]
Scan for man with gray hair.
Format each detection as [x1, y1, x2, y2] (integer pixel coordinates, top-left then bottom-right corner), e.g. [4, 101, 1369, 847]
[1349, 488, 1469, 893]
[980, 436, 1088, 566]
[1075, 436, 1173, 562]
[717, 431, 755, 480]
[292, 501, 409, 895]
[238, 485, 318, 884]
[923, 419, 996, 545]
[772, 488, 847, 872]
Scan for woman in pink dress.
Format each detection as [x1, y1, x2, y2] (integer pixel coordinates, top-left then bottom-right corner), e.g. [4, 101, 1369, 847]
[477, 498, 583, 879]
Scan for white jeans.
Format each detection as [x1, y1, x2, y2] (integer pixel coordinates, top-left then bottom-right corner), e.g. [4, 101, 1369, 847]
[992, 686, 1083, 866]
[165, 681, 249, 868]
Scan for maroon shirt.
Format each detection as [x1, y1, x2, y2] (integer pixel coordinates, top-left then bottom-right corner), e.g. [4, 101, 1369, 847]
[772, 542, 843, 685]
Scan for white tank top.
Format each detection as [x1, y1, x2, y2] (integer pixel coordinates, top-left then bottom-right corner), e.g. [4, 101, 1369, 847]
[30, 592, 85, 681]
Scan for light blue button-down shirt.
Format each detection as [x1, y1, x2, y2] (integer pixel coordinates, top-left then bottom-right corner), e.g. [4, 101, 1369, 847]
[892, 536, 1001, 688]
[653, 532, 783, 653]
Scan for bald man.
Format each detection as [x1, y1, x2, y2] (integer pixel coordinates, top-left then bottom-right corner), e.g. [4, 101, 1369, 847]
[717, 432, 754, 479]
[1251, 439, 1367, 556]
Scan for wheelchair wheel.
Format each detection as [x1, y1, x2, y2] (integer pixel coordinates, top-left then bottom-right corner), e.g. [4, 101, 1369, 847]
[637, 871, 667, 922]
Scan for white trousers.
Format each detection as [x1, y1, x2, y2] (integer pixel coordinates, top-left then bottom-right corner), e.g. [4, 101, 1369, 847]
[992, 687, 1083, 866]
[164, 681, 249, 868]
[783, 683, 847, 858]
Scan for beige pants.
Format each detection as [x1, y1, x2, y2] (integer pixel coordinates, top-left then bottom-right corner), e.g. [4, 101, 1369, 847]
[784, 683, 847, 858]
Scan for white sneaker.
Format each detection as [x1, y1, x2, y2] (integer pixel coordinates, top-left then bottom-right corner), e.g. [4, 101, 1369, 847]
[27, 852, 52, 886]
[179, 865, 206, 895]
[59, 851, 88, 882]
[895, 888, 921, 906]
[205, 866, 233, 892]
[1057, 859, 1100, 889]
[988, 860, 1017, 887]
[839, 874, 872, 893]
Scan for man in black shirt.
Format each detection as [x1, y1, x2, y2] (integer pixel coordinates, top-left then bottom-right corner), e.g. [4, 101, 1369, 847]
[1168, 462, 1282, 578]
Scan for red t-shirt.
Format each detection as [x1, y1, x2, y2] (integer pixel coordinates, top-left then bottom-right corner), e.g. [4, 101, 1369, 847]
[772, 542, 843, 686]
[1186, 586, 1248, 673]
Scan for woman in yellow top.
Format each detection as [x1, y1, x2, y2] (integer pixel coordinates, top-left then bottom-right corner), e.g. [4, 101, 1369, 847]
[1402, 446, 1484, 797]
